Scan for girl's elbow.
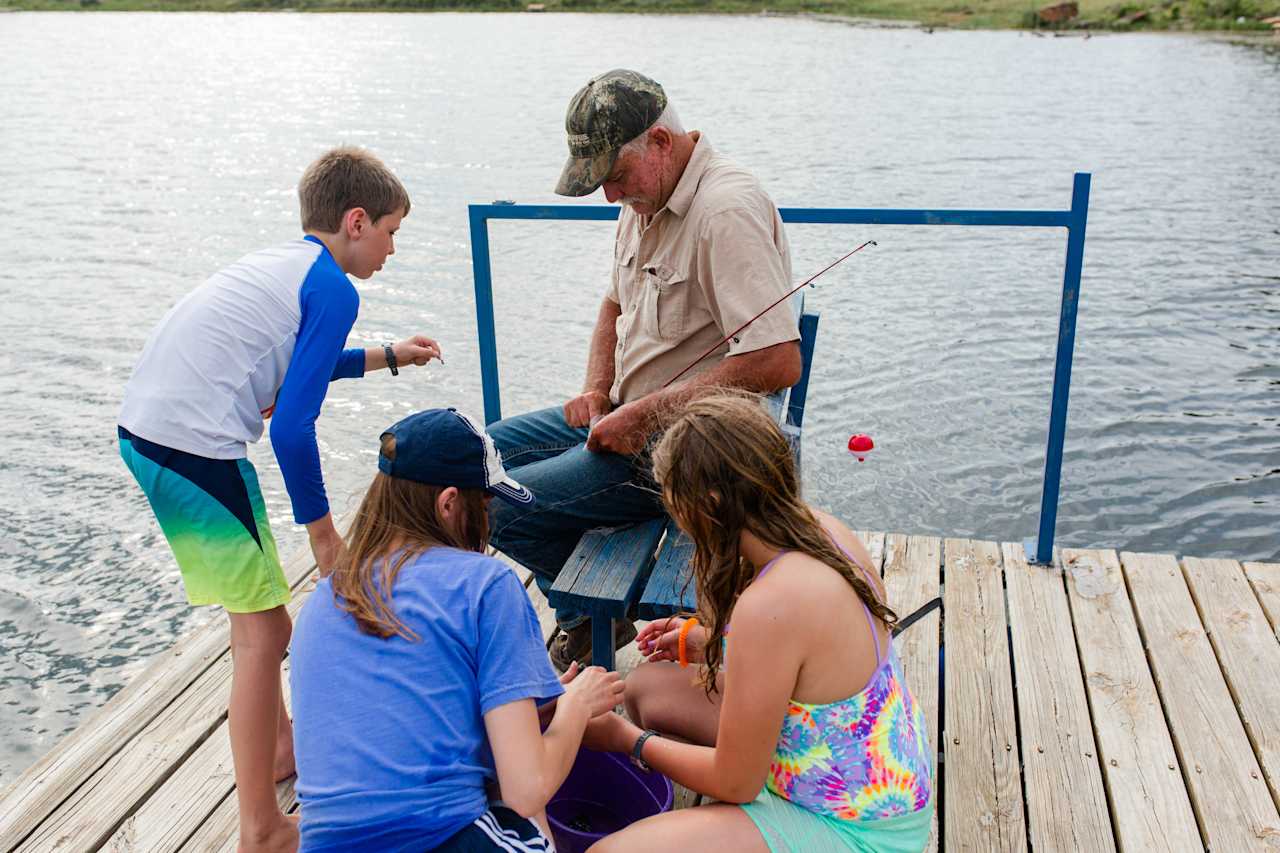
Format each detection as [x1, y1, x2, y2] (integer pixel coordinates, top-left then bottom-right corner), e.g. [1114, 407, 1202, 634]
[499, 776, 550, 819]
[505, 795, 544, 820]
[719, 784, 761, 805]
[715, 767, 769, 804]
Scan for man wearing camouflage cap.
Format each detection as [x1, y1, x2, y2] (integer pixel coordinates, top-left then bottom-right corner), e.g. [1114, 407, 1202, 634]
[490, 69, 802, 670]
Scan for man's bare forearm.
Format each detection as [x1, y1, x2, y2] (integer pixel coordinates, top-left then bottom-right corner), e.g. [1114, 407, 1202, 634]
[583, 298, 621, 394]
[636, 340, 802, 420]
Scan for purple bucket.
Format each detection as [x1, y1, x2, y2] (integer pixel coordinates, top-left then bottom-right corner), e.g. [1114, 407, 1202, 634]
[546, 747, 674, 853]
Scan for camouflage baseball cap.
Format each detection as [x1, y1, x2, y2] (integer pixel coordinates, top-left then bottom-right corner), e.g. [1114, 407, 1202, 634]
[554, 70, 668, 197]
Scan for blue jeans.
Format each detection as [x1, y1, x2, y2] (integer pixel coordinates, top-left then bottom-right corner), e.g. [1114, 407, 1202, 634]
[488, 406, 664, 630]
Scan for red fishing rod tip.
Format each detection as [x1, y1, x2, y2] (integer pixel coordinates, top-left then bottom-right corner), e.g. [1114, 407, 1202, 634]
[848, 434, 874, 462]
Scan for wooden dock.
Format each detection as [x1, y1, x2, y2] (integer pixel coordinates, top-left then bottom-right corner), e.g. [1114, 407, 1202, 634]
[2, 534, 1279, 852]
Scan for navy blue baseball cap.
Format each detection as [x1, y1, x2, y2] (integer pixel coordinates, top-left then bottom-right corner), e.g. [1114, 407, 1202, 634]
[378, 408, 533, 506]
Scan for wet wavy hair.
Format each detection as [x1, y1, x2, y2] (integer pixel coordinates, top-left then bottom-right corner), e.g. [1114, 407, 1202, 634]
[330, 434, 489, 640]
[650, 391, 898, 695]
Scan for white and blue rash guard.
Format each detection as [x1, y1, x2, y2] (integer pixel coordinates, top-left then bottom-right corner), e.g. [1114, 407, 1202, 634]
[119, 235, 366, 525]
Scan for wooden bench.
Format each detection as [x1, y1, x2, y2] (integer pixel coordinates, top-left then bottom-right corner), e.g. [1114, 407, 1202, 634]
[547, 311, 820, 669]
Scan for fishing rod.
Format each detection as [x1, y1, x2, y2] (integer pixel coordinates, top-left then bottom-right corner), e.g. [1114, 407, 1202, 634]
[661, 239, 877, 389]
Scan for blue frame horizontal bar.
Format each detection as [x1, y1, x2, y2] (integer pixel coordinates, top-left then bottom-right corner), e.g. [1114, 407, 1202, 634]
[469, 203, 1074, 229]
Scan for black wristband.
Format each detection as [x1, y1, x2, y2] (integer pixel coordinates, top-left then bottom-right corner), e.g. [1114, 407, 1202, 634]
[630, 728, 659, 772]
[383, 343, 398, 376]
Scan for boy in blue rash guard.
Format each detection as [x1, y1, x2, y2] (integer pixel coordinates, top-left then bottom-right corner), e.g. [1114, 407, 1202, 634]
[118, 147, 440, 853]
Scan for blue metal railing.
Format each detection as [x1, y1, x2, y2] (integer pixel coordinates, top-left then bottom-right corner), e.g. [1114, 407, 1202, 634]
[468, 172, 1091, 565]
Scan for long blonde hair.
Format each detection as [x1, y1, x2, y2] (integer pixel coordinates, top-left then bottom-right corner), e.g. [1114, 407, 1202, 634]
[650, 393, 897, 694]
[330, 434, 490, 640]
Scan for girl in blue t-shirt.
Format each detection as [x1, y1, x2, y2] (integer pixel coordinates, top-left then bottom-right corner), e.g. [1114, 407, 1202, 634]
[290, 408, 624, 852]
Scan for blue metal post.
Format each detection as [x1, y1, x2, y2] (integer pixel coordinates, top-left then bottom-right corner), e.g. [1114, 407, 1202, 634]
[1029, 172, 1091, 565]
[468, 206, 502, 425]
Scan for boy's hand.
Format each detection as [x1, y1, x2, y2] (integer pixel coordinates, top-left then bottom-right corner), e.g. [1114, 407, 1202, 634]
[394, 335, 442, 367]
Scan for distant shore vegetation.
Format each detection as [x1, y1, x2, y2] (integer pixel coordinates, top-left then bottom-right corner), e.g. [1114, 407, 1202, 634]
[3, 0, 1279, 34]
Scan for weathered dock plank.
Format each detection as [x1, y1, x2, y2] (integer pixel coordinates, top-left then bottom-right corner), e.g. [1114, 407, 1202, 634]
[103, 653, 300, 852]
[943, 538, 1026, 853]
[1061, 549, 1201, 853]
[174, 781, 297, 853]
[1244, 562, 1280, 641]
[854, 530, 887, 571]
[11, 549, 316, 852]
[1002, 544, 1113, 852]
[0, 612, 229, 849]
[1182, 557, 1280, 813]
[881, 533, 940, 853]
[7, 532, 1278, 853]
[1121, 551, 1280, 851]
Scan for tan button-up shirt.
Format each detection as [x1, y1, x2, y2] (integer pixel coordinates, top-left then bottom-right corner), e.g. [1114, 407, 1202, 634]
[607, 134, 797, 405]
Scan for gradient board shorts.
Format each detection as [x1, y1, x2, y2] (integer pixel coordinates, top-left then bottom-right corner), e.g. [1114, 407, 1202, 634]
[119, 426, 291, 613]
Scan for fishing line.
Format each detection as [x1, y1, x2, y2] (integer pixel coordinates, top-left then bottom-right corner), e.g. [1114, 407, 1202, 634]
[661, 240, 877, 389]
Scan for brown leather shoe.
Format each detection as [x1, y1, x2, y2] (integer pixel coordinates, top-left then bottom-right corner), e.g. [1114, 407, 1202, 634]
[549, 619, 638, 671]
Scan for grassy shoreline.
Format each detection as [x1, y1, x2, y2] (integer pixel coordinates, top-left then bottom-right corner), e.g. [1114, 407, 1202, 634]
[2, 0, 1278, 31]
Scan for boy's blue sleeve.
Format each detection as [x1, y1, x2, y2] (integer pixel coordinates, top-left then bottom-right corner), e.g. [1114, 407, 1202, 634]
[270, 269, 360, 525]
[475, 568, 564, 715]
[331, 347, 366, 380]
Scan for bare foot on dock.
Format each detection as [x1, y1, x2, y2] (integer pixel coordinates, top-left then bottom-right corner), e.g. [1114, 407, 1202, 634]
[238, 813, 299, 853]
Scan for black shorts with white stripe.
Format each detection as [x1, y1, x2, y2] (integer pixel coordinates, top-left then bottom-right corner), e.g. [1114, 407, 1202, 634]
[432, 806, 554, 852]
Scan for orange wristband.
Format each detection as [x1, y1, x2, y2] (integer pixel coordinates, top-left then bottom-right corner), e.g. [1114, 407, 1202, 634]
[678, 617, 699, 669]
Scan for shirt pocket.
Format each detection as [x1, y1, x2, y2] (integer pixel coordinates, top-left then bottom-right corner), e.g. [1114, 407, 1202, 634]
[642, 262, 689, 342]
[614, 238, 639, 301]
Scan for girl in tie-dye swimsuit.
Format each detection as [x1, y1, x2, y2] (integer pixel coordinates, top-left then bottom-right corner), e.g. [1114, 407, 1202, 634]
[740, 541, 934, 852]
[580, 393, 934, 853]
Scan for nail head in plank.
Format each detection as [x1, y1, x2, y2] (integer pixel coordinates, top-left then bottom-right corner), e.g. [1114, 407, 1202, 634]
[1003, 544, 1114, 852]
[1121, 551, 1280, 851]
[944, 538, 1027, 853]
[1061, 549, 1201, 853]
[1182, 557, 1280, 813]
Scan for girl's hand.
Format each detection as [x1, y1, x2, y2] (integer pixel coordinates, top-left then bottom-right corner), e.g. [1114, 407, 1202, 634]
[636, 616, 707, 664]
[562, 664, 625, 718]
[582, 710, 641, 754]
[395, 335, 443, 366]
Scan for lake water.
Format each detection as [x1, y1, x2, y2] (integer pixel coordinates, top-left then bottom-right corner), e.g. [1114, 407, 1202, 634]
[0, 11, 1276, 784]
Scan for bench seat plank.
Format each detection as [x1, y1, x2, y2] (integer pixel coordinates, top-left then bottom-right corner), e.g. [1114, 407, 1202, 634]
[548, 518, 665, 616]
[636, 522, 696, 620]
